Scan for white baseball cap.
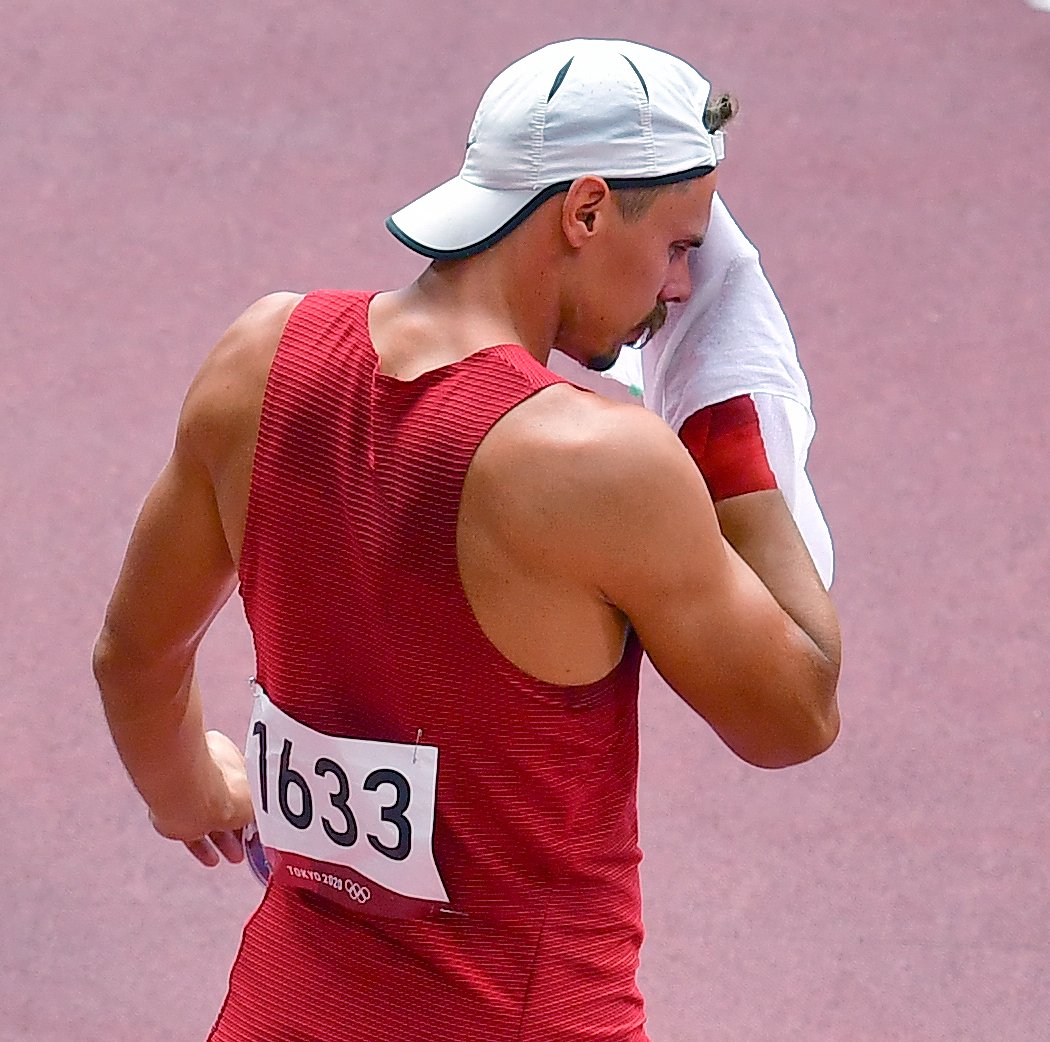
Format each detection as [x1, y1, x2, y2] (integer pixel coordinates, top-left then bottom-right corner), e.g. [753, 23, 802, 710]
[386, 39, 725, 260]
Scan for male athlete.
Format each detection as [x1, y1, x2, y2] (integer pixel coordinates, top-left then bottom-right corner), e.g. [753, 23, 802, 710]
[94, 39, 840, 1041]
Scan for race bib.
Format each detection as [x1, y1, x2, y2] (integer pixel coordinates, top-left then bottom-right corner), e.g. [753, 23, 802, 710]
[245, 681, 450, 918]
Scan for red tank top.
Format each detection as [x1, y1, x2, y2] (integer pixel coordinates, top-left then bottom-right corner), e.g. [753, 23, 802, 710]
[211, 290, 647, 1042]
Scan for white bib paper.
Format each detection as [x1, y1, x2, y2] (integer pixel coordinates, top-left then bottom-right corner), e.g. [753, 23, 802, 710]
[245, 682, 449, 916]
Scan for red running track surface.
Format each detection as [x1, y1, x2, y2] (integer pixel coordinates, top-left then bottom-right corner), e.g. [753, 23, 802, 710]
[4, 2, 1049, 1039]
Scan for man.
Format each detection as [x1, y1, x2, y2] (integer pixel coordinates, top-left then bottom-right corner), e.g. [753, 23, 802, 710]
[94, 39, 840, 1041]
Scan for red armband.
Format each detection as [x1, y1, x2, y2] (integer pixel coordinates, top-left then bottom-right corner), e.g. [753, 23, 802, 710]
[679, 394, 778, 501]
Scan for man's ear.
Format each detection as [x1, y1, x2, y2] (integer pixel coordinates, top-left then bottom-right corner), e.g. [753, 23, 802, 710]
[562, 176, 612, 248]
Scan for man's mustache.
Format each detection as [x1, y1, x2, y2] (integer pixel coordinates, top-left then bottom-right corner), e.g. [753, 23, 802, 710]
[632, 300, 668, 349]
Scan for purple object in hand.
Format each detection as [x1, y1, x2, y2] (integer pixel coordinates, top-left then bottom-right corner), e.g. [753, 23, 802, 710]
[243, 823, 271, 886]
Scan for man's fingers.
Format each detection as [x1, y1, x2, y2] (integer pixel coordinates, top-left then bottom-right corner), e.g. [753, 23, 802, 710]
[210, 829, 245, 864]
[185, 837, 221, 867]
[183, 831, 246, 866]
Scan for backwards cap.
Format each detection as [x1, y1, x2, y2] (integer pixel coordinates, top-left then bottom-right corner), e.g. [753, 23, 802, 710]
[386, 39, 725, 260]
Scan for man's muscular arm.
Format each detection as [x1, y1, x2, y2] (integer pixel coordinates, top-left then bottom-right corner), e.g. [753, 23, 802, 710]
[550, 401, 840, 768]
[92, 293, 298, 863]
[91, 427, 245, 862]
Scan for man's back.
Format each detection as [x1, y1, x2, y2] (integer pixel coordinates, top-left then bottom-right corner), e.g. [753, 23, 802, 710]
[209, 289, 649, 1041]
[189, 289, 644, 685]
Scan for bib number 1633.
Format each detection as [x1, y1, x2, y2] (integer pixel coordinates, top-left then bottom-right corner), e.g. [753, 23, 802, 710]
[251, 720, 411, 861]
[245, 682, 449, 910]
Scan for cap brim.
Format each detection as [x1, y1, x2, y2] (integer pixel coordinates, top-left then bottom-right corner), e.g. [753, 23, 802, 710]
[386, 175, 542, 260]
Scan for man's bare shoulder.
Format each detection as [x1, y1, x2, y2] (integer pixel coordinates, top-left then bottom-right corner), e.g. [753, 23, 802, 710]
[484, 382, 696, 490]
[189, 292, 303, 397]
[470, 382, 714, 576]
[178, 292, 304, 465]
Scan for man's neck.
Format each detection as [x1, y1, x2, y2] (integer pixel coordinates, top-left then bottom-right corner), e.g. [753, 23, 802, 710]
[403, 239, 560, 367]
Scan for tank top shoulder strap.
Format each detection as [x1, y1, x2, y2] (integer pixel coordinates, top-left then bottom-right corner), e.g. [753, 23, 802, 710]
[276, 289, 375, 370]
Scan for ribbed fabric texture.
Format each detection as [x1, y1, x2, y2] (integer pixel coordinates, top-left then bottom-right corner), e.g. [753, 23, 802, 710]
[211, 291, 648, 1042]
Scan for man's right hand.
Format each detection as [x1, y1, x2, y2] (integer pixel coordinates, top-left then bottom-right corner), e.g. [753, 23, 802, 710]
[148, 730, 255, 868]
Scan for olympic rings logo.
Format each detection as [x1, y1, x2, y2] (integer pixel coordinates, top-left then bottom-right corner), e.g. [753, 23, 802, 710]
[347, 881, 371, 903]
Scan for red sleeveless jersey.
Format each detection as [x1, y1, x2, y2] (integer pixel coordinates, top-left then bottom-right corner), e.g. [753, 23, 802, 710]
[210, 291, 647, 1042]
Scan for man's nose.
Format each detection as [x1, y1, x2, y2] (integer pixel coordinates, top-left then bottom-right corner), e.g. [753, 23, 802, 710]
[659, 254, 693, 305]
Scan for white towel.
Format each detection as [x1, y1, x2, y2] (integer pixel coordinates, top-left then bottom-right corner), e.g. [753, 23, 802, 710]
[603, 193, 834, 585]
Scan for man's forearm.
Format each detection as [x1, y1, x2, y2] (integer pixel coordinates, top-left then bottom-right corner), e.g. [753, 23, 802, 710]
[715, 489, 841, 669]
[93, 647, 223, 823]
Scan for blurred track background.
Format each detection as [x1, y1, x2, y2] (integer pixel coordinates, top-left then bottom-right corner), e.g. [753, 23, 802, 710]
[4, 2, 1049, 1039]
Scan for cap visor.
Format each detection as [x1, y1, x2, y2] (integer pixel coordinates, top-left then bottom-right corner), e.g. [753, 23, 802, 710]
[386, 175, 541, 259]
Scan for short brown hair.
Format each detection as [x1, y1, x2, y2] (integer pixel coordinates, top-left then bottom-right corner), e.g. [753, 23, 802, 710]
[613, 92, 738, 222]
[704, 92, 738, 133]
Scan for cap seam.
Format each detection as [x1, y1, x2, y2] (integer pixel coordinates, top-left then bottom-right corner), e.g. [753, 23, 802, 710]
[530, 95, 547, 191]
[638, 83, 657, 175]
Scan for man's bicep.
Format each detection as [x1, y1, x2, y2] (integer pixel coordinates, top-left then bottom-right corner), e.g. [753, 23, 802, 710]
[598, 441, 737, 671]
[96, 295, 297, 671]
[598, 446, 799, 749]
[99, 444, 237, 670]
[625, 538, 788, 706]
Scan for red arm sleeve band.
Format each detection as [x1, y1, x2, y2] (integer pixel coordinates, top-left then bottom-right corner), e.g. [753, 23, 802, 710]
[678, 394, 778, 501]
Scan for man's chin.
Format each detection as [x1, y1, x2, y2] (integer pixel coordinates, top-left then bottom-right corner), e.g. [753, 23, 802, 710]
[585, 345, 623, 372]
